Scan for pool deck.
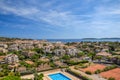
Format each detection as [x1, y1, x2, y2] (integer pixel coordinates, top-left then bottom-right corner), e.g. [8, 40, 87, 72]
[21, 69, 80, 80]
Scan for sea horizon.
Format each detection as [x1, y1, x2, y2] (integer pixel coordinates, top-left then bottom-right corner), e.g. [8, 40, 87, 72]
[45, 38, 120, 43]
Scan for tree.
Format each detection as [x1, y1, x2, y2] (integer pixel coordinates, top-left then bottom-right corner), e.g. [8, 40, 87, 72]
[88, 52, 96, 61]
[0, 72, 4, 77]
[15, 72, 21, 77]
[2, 69, 10, 76]
[38, 73, 44, 80]
[109, 45, 115, 52]
[8, 72, 15, 76]
[46, 53, 52, 58]
[34, 71, 38, 80]
[34, 69, 44, 80]
[19, 55, 25, 60]
[33, 48, 43, 54]
[77, 52, 85, 57]
[2, 75, 21, 80]
[0, 52, 5, 56]
[34, 60, 43, 67]
[62, 55, 70, 60]
[95, 56, 102, 63]
[31, 54, 40, 61]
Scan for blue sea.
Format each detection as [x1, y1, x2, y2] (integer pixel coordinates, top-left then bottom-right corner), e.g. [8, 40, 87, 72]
[46, 39, 120, 43]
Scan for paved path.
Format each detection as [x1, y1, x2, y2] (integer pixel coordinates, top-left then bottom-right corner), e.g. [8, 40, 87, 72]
[21, 69, 61, 80]
[21, 68, 80, 80]
[70, 66, 106, 80]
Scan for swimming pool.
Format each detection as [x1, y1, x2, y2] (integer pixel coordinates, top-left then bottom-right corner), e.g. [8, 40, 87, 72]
[48, 73, 71, 80]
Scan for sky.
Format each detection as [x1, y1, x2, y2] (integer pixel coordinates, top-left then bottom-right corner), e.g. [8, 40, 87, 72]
[0, 0, 120, 39]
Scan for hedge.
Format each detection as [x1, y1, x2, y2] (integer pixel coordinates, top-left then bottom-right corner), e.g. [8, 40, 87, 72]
[108, 77, 115, 80]
[66, 69, 92, 80]
[103, 65, 118, 72]
[85, 71, 92, 75]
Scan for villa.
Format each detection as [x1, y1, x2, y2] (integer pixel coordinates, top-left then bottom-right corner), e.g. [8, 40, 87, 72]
[66, 48, 79, 56]
[43, 45, 54, 53]
[5, 54, 19, 64]
[22, 51, 37, 58]
[8, 44, 19, 51]
[0, 48, 8, 53]
[16, 67, 27, 73]
[54, 49, 66, 56]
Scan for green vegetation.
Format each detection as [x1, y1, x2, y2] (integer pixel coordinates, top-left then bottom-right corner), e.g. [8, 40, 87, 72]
[49, 62, 56, 68]
[34, 69, 44, 80]
[1, 72, 21, 80]
[103, 65, 118, 72]
[78, 63, 88, 68]
[87, 52, 96, 61]
[66, 68, 92, 80]
[2, 75, 21, 80]
[94, 69, 101, 74]
[20, 61, 33, 68]
[85, 71, 92, 75]
[1, 37, 120, 80]
[77, 52, 85, 58]
[66, 60, 88, 65]
[33, 48, 43, 54]
[62, 55, 70, 60]
[0, 37, 32, 42]
[108, 77, 115, 80]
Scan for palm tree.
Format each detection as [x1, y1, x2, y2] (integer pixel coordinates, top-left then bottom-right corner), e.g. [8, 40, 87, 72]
[34, 69, 38, 80]
[34, 70, 44, 80]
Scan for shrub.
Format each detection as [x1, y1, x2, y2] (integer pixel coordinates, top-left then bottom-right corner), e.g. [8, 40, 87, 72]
[85, 71, 92, 75]
[103, 65, 117, 72]
[66, 60, 88, 66]
[80, 60, 89, 63]
[2, 75, 21, 80]
[66, 69, 92, 80]
[82, 76, 92, 80]
[0, 72, 4, 77]
[74, 66, 79, 70]
[108, 77, 115, 80]
[94, 69, 101, 74]
[80, 65, 88, 68]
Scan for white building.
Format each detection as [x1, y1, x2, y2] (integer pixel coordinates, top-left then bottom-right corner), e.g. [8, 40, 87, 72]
[8, 44, 19, 51]
[5, 54, 19, 64]
[0, 44, 8, 48]
[54, 49, 66, 56]
[66, 48, 79, 56]
[43, 45, 54, 53]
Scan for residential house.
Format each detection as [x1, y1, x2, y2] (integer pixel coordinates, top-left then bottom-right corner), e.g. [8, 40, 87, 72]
[22, 51, 36, 58]
[0, 48, 8, 53]
[8, 44, 19, 51]
[16, 67, 26, 73]
[66, 46, 79, 56]
[0, 44, 8, 48]
[54, 49, 66, 56]
[5, 54, 19, 64]
[0, 56, 6, 64]
[43, 45, 54, 53]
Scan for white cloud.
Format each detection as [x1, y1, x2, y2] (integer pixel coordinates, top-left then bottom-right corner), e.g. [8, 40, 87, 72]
[0, 0, 120, 31]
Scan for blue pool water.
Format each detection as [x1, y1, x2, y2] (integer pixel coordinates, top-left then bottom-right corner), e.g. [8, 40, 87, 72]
[48, 73, 71, 80]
